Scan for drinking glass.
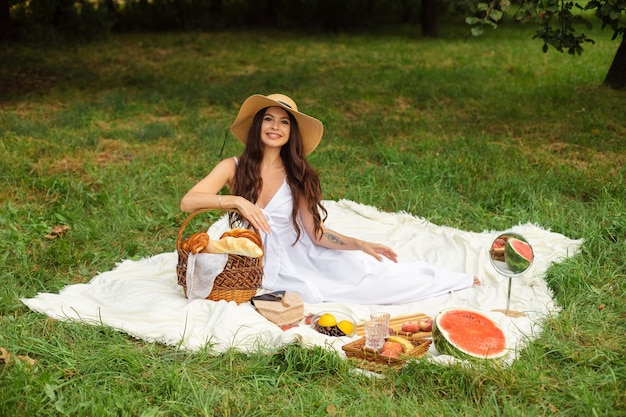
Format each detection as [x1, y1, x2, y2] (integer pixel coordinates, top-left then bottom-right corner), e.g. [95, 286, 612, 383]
[364, 320, 386, 350]
[370, 311, 391, 334]
[370, 311, 391, 329]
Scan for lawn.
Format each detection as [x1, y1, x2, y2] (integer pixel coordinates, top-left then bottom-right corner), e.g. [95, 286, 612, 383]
[1, 23, 625, 416]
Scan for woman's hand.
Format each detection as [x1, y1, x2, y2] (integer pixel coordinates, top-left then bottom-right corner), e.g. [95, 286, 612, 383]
[360, 241, 398, 263]
[236, 199, 271, 235]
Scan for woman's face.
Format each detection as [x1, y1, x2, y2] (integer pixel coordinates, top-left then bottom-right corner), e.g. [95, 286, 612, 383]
[260, 106, 291, 151]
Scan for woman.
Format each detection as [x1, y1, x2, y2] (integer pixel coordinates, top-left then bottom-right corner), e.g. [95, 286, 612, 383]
[181, 93, 479, 304]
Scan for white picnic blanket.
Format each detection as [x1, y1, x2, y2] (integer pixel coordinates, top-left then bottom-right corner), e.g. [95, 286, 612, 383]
[22, 200, 583, 365]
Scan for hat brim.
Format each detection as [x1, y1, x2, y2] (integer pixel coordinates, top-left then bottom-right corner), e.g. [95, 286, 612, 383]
[229, 94, 324, 156]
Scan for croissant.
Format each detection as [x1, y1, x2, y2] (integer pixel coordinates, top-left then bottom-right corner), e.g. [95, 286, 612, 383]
[220, 228, 263, 250]
[206, 236, 263, 258]
[187, 232, 210, 254]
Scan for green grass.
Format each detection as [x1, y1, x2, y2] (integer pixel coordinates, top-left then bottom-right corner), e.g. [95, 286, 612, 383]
[1, 23, 625, 416]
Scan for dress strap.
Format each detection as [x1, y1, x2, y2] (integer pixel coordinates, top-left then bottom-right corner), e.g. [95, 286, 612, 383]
[233, 156, 239, 166]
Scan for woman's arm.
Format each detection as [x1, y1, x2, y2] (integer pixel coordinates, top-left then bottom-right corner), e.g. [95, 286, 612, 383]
[180, 158, 271, 233]
[298, 200, 398, 263]
[180, 158, 236, 212]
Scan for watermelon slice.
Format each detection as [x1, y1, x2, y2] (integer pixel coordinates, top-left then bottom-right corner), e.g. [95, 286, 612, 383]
[433, 308, 508, 360]
[505, 237, 533, 274]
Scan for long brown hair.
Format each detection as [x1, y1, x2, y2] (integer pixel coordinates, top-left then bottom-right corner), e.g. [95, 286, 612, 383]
[232, 108, 327, 242]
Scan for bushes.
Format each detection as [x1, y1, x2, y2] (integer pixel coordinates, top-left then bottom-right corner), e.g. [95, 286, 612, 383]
[9, 0, 114, 41]
[4, 0, 427, 41]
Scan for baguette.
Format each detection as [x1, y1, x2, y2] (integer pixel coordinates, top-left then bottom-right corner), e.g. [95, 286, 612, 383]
[220, 227, 263, 249]
[206, 236, 263, 258]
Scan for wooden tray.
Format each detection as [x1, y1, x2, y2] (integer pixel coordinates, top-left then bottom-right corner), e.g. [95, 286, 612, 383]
[355, 313, 433, 339]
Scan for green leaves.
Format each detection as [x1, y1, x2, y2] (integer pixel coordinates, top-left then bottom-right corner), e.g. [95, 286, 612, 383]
[466, 1, 511, 36]
[467, 0, 624, 56]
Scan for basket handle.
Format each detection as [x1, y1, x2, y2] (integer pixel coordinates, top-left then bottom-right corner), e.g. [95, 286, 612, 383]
[176, 208, 261, 251]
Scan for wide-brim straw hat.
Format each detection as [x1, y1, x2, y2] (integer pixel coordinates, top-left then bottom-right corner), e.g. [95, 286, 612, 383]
[230, 93, 324, 156]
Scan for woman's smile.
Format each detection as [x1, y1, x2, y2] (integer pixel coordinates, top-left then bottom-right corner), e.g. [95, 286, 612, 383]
[261, 106, 290, 149]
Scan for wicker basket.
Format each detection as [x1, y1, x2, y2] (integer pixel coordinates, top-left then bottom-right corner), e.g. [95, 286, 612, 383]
[342, 337, 432, 370]
[176, 209, 263, 304]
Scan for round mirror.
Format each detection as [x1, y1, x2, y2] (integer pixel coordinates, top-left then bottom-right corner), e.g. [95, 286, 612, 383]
[489, 232, 534, 277]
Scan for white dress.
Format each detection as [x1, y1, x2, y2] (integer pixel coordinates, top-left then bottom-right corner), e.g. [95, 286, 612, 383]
[259, 178, 474, 304]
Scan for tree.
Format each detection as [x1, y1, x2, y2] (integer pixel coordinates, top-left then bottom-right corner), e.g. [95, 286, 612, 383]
[0, 0, 11, 40]
[466, 0, 626, 90]
[421, 0, 440, 37]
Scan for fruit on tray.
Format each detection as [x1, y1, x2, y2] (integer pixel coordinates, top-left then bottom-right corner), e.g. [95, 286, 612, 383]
[379, 337, 413, 359]
[386, 335, 415, 353]
[432, 308, 508, 360]
[381, 341, 403, 355]
[401, 321, 420, 333]
[418, 318, 433, 332]
[400, 318, 433, 333]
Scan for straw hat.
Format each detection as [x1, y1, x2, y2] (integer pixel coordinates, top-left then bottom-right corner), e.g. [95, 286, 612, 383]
[230, 94, 324, 156]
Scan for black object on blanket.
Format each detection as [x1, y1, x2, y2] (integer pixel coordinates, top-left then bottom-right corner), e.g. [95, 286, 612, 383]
[251, 291, 304, 326]
[251, 291, 288, 305]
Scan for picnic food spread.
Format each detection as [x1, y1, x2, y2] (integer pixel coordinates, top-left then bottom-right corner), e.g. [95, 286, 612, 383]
[341, 313, 434, 370]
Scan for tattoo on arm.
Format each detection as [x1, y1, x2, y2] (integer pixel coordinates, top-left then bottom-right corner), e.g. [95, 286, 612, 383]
[324, 232, 347, 246]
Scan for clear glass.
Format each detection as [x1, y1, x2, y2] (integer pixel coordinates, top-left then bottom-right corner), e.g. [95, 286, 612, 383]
[370, 311, 390, 327]
[370, 311, 391, 337]
[364, 320, 386, 350]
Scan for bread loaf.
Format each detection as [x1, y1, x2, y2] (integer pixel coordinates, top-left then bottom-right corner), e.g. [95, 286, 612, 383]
[220, 227, 263, 250]
[206, 236, 263, 258]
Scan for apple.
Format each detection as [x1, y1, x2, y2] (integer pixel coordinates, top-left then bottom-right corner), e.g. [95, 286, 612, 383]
[401, 321, 420, 333]
[418, 318, 433, 332]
